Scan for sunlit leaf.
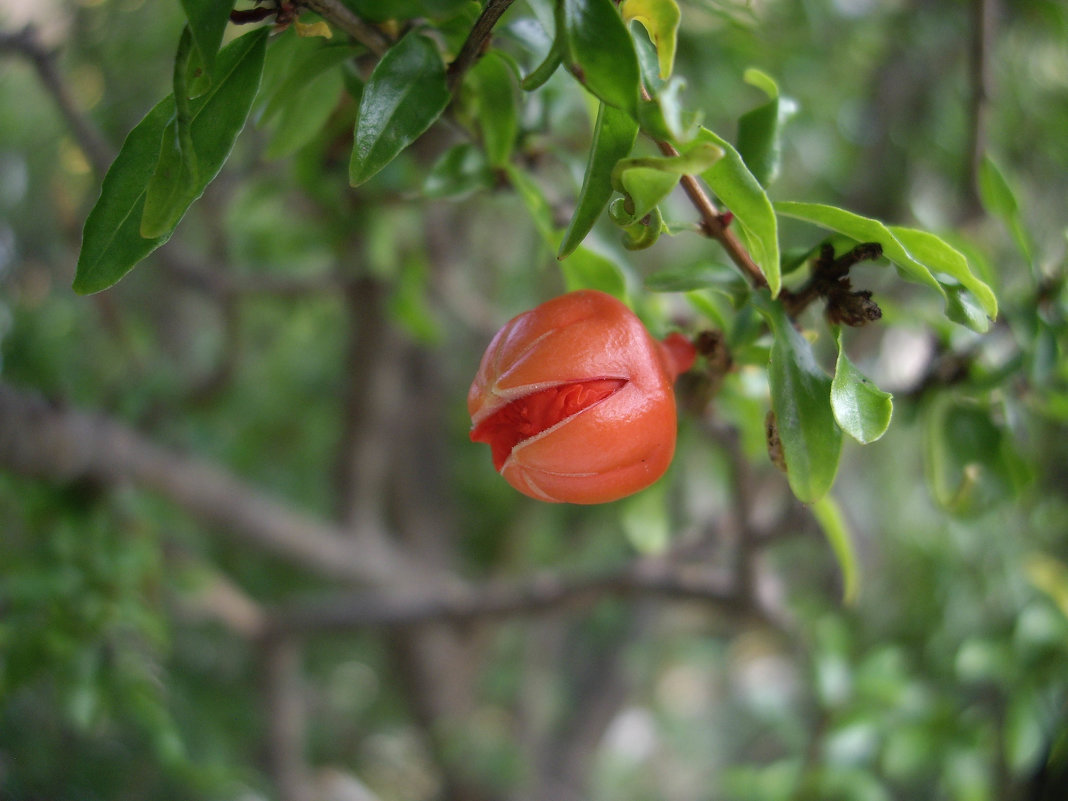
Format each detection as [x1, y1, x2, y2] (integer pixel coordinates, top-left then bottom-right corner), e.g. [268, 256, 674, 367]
[621, 0, 681, 79]
[736, 68, 796, 187]
[558, 102, 639, 258]
[696, 128, 781, 296]
[831, 328, 893, 444]
[349, 32, 450, 186]
[759, 297, 842, 502]
[610, 142, 722, 223]
[775, 200, 945, 298]
[888, 226, 997, 320]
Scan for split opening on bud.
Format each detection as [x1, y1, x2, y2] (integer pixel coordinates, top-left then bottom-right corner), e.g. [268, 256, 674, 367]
[470, 378, 628, 470]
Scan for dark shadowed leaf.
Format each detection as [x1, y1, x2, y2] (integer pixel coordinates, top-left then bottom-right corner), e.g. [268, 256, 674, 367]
[74, 28, 268, 294]
[179, 0, 235, 74]
[760, 296, 842, 502]
[924, 395, 1030, 517]
[422, 143, 493, 199]
[561, 0, 641, 118]
[349, 32, 450, 186]
[558, 103, 638, 258]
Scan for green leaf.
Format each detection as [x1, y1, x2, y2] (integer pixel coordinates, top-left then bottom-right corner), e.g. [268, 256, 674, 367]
[561, 0, 641, 118]
[736, 68, 796, 187]
[141, 27, 200, 239]
[559, 246, 628, 299]
[978, 155, 1033, 264]
[74, 28, 269, 294]
[696, 127, 781, 296]
[259, 43, 356, 159]
[465, 51, 518, 167]
[774, 200, 945, 298]
[620, 480, 670, 553]
[507, 164, 627, 299]
[558, 102, 638, 258]
[610, 143, 722, 223]
[349, 32, 450, 186]
[645, 261, 742, 293]
[831, 328, 893, 444]
[422, 143, 493, 199]
[621, 0, 681, 80]
[811, 494, 859, 604]
[888, 226, 997, 320]
[759, 297, 842, 503]
[924, 395, 1029, 517]
[179, 0, 234, 75]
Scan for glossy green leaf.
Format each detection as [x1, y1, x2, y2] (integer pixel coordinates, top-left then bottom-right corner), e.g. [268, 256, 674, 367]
[888, 226, 997, 320]
[259, 43, 356, 158]
[466, 51, 518, 167]
[696, 128, 781, 296]
[422, 143, 493, 199]
[736, 68, 796, 187]
[978, 155, 1033, 264]
[621, 0, 681, 80]
[831, 328, 893, 444]
[561, 0, 641, 118]
[179, 0, 234, 74]
[760, 297, 843, 503]
[74, 28, 269, 294]
[811, 494, 859, 604]
[558, 102, 638, 258]
[774, 200, 945, 297]
[349, 32, 450, 186]
[924, 395, 1029, 517]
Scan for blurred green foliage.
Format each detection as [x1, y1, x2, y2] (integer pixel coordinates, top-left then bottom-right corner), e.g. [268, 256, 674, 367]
[1, 1, 1067, 800]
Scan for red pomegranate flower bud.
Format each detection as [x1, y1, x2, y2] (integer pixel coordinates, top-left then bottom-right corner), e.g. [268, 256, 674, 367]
[468, 290, 696, 504]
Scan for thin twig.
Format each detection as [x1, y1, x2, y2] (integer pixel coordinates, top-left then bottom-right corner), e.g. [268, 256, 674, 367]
[965, 0, 997, 219]
[297, 0, 391, 55]
[446, 0, 516, 93]
[642, 85, 768, 289]
[0, 25, 114, 175]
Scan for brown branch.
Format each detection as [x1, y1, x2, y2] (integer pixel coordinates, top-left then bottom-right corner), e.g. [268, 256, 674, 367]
[297, 0, 391, 56]
[263, 636, 312, 801]
[446, 0, 516, 93]
[0, 25, 114, 175]
[964, 0, 997, 219]
[647, 114, 768, 290]
[268, 558, 746, 634]
[0, 382, 410, 586]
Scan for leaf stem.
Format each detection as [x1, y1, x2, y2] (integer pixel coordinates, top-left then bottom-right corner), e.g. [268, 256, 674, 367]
[297, 0, 391, 55]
